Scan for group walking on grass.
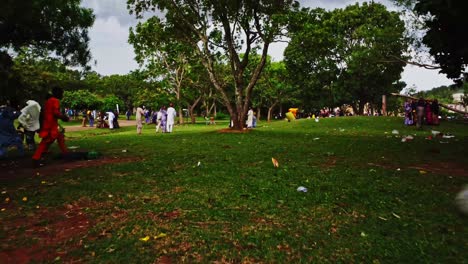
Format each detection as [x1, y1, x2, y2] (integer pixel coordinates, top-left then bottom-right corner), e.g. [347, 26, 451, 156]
[134, 103, 177, 134]
[404, 98, 440, 129]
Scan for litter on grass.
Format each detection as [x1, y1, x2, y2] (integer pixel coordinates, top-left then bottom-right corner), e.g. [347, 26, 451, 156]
[391, 130, 399, 135]
[297, 186, 308, 192]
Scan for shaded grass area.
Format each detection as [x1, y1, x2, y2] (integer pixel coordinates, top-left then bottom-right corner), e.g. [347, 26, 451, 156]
[1, 117, 467, 263]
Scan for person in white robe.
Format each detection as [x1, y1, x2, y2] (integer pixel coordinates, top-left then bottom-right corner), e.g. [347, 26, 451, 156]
[246, 107, 254, 128]
[106, 111, 115, 129]
[166, 103, 177, 133]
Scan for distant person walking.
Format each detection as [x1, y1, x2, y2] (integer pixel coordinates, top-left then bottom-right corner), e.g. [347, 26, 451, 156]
[416, 98, 425, 129]
[155, 109, 162, 133]
[159, 106, 167, 133]
[135, 105, 145, 134]
[32, 87, 69, 167]
[432, 99, 440, 125]
[166, 103, 176, 133]
[126, 109, 132, 120]
[18, 100, 41, 150]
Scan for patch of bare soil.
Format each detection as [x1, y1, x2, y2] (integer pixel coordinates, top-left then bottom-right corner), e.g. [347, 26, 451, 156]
[368, 161, 468, 177]
[217, 128, 251, 133]
[0, 199, 98, 263]
[0, 155, 143, 181]
[408, 162, 468, 177]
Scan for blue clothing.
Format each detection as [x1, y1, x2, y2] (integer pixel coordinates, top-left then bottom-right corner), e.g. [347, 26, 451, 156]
[0, 106, 24, 156]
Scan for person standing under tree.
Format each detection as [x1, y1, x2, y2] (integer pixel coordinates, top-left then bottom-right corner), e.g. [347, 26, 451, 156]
[166, 103, 176, 133]
[32, 87, 69, 167]
[135, 105, 145, 134]
[246, 107, 254, 128]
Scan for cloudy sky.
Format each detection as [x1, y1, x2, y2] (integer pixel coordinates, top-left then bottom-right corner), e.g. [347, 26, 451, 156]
[81, 0, 453, 91]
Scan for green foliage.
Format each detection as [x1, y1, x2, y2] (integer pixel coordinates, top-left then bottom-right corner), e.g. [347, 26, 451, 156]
[62, 90, 101, 110]
[285, 3, 409, 114]
[127, 0, 298, 129]
[420, 85, 459, 104]
[1, 49, 86, 104]
[0, 0, 95, 68]
[101, 95, 124, 112]
[214, 112, 229, 120]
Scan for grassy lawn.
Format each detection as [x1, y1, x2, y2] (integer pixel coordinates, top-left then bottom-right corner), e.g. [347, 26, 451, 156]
[1, 116, 467, 263]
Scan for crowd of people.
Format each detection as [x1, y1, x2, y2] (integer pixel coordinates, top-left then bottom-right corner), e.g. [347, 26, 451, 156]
[404, 98, 440, 128]
[133, 103, 177, 134]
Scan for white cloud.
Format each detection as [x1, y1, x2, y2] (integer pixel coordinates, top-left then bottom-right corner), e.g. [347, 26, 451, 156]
[87, 17, 139, 75]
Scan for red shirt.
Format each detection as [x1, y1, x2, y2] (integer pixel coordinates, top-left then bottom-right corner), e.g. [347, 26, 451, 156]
[39, 97, 61, 139]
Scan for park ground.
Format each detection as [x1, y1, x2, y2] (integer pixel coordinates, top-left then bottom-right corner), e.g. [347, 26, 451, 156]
[0, 116, 467, 263]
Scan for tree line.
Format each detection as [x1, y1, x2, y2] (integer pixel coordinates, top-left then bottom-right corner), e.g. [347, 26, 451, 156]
[1, 0, 467, 129]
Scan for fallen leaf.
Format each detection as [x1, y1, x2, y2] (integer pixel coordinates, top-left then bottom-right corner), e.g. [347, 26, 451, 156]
[41, 181, 46, 184]
[392, 212, 401, 219]
[154, 233, 167, 239]
[360, 232, 368, 237]
[139, 236, 150, 242]
[272, 157, 279, 168]
[22, 197, 28, 202]
[1, 208, 5, 211]
[378, 216, 388, 221]
[419, 170, 427, 174]
[5, 197, 10, 202]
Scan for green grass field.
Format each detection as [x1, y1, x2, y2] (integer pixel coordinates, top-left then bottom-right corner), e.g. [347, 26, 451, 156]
[1, 116, 467, 263]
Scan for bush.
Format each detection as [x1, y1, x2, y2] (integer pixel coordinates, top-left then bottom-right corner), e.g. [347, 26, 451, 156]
[215, 112, 230, 120]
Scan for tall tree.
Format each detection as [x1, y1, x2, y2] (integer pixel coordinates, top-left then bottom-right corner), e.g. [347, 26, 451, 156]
[127, 0, 297, 129]
[285, 3, 408, 114]
[0, 0, 95, 67]
[393, 0, 468, 82]
[0, 0, 95, 102]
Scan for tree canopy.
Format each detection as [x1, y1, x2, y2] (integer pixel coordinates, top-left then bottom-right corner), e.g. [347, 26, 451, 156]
[0, 0, 95, 103]
[127, 0, 298, 129]
[393, 0, 468, 81]
[285, 2, 408, 114]
[0, 0, 95, 67]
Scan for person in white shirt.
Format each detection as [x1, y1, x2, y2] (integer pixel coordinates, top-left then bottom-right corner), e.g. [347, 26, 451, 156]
[18, 100, 41, 150]
[155, 109, 163, 133]
[166, 103, 177, 133]
[106, 111, 115, 129]
[246, 107, 254, 128]
[135, 106, 145, 134]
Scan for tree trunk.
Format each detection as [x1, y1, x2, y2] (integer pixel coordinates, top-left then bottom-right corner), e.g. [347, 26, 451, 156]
[188, 96, 201, 124]
[256, 106, 261, 121]
[358, 101, 366, 115]
[178, 108, 184, 125]
[267, 102, 278, 122]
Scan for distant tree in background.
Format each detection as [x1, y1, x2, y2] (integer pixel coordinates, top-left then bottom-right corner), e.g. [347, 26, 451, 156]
[285, 2, 408, 114]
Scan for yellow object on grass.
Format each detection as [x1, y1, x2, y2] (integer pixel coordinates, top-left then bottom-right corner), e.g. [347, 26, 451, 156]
[285, 112, 295, 121]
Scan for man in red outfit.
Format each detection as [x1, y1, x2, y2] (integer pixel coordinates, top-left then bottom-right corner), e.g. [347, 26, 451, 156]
[32, 87, 69, 167]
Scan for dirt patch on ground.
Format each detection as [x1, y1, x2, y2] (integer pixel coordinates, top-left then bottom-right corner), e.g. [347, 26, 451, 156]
[217, 128, 251, 133]
[0, 198, 98, 263]
[0, 155, 144, 181]
[320, 156, 339, 169]
[408, 162, 468, 177]
[368, 161, 468, 177]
